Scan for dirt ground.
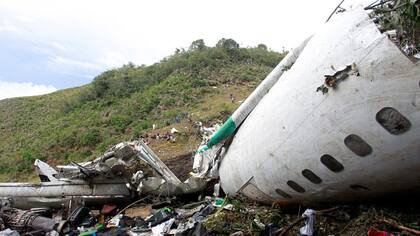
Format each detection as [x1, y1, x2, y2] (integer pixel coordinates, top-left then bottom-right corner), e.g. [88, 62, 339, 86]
[162, 152, 194, 182]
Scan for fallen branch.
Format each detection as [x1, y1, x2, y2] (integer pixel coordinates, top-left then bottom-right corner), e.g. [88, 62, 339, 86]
[377, 218, 420, 235]
[276, 206, 344, 236]
[277, 217, 306, 236]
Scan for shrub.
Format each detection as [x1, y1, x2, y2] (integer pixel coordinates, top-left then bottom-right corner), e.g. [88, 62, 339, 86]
[132, 120, 152, 139]
[110, 115, 132, 133]
[78, 128, 101, 146]
[16, 149, 44, 172]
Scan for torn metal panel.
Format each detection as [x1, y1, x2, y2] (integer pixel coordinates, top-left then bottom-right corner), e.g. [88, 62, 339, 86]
[34, 159, 58, 182]
[0, 182, 131, 209]
[323, 63, 359, 88]
[134, 140, 183, 186]
[0, 181, 130, 198]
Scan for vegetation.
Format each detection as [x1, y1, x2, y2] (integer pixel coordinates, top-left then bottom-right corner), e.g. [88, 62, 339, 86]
[369, 0, 420, 56]
[0, 38, 285, 181]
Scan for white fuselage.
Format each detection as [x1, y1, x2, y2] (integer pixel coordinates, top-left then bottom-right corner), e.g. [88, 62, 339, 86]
[219, 7, 420, 204]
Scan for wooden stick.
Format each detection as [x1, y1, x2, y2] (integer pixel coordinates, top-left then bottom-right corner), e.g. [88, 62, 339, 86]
[277, 217, 306, 236]
[276, 206, 343, 235]
[316, 206, 342, 214]
[377, 218, 420, 235]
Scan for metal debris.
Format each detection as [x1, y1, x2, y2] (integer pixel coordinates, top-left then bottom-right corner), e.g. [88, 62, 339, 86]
[299, 209, 316, 236]
[0, 141, 208, 210]
[0, 207, 69, 234]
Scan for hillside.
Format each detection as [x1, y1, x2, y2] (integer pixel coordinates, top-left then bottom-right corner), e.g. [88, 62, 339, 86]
[0, 39, 285, 181]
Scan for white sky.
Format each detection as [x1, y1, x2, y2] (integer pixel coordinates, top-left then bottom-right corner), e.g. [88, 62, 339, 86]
[0, 0, 369, 99]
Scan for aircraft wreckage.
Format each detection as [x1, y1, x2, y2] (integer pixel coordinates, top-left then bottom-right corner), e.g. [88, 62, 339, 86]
[1, 6, 419, 214]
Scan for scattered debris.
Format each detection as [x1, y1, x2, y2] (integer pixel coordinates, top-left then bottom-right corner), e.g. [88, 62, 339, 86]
[368, 228, 395, 236]
[299, 209, 316, 236]
[377, 218, 420, 235]
[170, 127, 179, 134]
[124, 205, 152, 219]
[0, 229, 19, 236]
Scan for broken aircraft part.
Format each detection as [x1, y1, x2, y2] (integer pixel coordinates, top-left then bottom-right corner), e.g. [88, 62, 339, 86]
[216, 6, 420, 204]
[0, 141, 207, 209]
[0, 207, 68, 234]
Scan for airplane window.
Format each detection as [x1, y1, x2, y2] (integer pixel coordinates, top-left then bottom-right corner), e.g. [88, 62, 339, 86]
[320, 154, 344, 172]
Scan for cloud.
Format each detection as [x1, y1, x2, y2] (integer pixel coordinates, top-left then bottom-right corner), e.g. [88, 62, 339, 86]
[100, 51, 130, 68]
[48, 56, 102, 71]
[0, 0, 374, 90]
[0, 19, 21, 33]
[0, 80, 57, 100]
[47, 41, 67, 52]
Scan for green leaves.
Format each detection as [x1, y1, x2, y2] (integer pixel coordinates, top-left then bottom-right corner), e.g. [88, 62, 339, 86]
[216, 38, 239, 50]
[374, 0, 420, 54]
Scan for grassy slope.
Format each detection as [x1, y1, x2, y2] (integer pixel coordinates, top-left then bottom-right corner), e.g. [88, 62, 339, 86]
[0, 43, 284, 181]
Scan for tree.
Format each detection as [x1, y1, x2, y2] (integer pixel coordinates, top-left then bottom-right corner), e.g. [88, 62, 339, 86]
[216, 38, 239, 50]
[125, 62, 135, 68]
[257, 44, 268, 50]
[189, 39, 206, 51]
[91, 77, 110, 98]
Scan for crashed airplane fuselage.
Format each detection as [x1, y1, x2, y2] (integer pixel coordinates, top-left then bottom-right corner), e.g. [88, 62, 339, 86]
[217, 7, 420, 204]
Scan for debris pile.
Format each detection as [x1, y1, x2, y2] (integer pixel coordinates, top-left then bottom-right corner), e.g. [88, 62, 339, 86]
[2, 187, 419, 236]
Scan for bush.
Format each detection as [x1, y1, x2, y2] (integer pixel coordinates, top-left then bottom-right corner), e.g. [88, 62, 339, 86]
[16, 149, 44, 172]
[132, 120, 152, 139]
[110, 115, 132, 133]
[78, 128, 101, 146]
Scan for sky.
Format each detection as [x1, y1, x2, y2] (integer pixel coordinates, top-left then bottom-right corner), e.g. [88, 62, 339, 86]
[0, 0, 369, 100]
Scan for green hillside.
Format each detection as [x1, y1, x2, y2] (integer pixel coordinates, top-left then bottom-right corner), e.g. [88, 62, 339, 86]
[0, 39, 284, 181]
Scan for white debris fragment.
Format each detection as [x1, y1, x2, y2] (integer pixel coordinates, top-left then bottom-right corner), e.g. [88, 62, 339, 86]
[300, 209, 316, 236]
